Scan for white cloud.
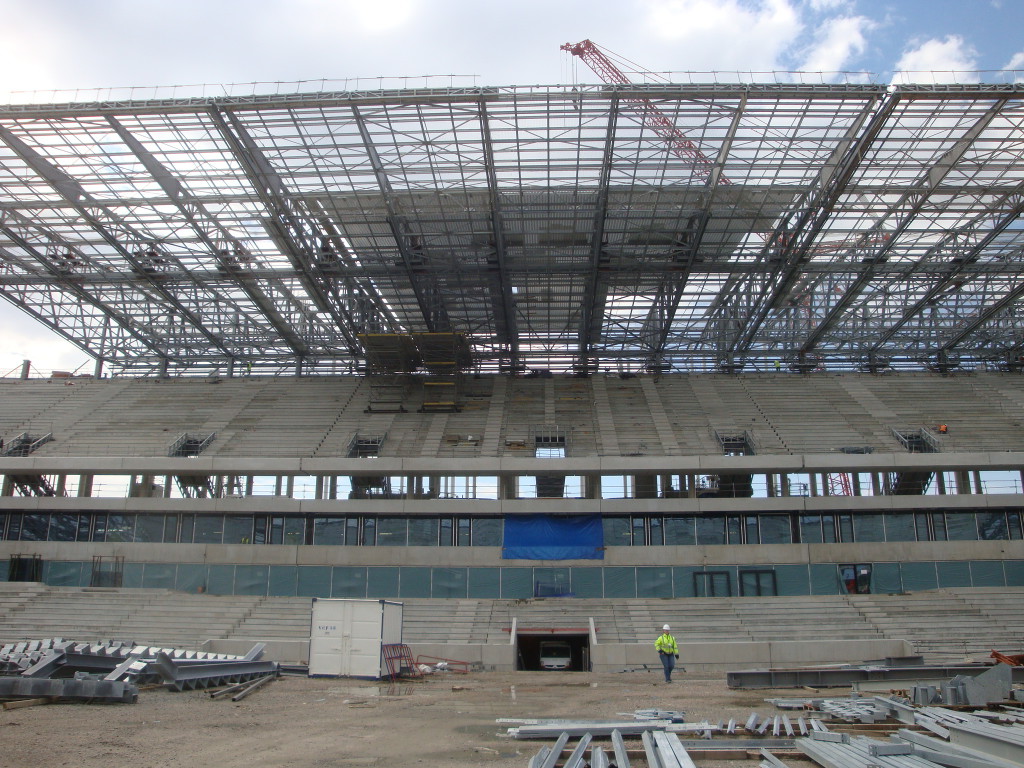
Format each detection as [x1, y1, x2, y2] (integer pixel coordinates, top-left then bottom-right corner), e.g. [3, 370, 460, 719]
[798, 15, 872, 73]
[1005, 51, 1024, 70]
[893, 35, 979, 83]
[642, 0, 804, 70]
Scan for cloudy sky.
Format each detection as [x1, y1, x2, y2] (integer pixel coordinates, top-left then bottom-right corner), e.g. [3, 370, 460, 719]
[1, 0, 1022, 375]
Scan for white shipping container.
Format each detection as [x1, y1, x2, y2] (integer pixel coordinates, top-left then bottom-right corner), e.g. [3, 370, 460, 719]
[308, 598, 404, 678]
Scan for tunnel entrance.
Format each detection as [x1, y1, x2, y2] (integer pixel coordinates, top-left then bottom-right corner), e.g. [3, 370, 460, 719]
[516, 632, 590, 671]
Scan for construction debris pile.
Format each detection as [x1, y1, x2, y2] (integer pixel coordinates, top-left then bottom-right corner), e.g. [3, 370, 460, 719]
[0, 638, 278, 705]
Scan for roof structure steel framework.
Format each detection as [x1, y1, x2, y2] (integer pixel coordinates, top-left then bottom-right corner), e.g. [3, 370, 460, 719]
[0, 82, 1023, 376]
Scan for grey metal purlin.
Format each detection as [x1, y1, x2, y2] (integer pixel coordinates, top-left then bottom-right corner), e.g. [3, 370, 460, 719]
[0, 676, 138, 703]
[2, 83, 1024, 376]
[151, 651, 279, 691]
[727, 662, 1024, 688]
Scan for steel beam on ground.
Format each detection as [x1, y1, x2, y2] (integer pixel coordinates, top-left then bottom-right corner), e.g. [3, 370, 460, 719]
[0, 676, 137, 704]
[727, 663, 1024, 689]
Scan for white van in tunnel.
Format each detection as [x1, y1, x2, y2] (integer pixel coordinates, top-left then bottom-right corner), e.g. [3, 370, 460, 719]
[538, 640, 572, 670]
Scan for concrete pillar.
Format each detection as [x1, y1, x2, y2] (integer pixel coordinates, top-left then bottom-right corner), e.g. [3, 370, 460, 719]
[226, 359, 235, 378]
[955, 470, 971, 494]
[93, 357, 104, 378]
[20, 360, 30, 379]
[78, 475, 93, 498]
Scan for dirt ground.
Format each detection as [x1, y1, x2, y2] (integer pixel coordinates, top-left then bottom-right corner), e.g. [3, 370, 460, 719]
[1, 669, 828, 768]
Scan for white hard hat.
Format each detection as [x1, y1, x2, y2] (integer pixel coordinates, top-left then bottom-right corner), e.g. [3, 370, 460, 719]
[662, 624, 670, 631]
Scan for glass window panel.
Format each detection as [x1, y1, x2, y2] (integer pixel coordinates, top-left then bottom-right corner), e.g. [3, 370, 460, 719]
[970, 560, 1005, 587]
[472, 518, 501, 546]
[884, 514, 917, 542]
[47, 514, 77, 542]
[936, 561, 972, 588]
[313, 517, 345, 545]
[603, 517, 632, 546]
[362, 517, 376, 546]
[978, 512, 1009, 540]
[631, 516, 645, 545]
[330, 566, 367, 598]
[18, 514, 46, 541]
[431, 568, 467, 598]
[570, 567, 603, 598]
[223, 515, 253, 544]
[194, 515, 224, 544]
[252, 516, 267, 545]
[296, 569, 331, 598]
[343, 517, 360, 546]
[649, 517, 664, 546]
[467, 567, 501, 598]
[1009, 511, 1023, 540]
[368, 567, 400, 597]
[376, 518, 407, 546]
[695, 516, 726, 545]
[914, 513, 931, 541]
[162, 515, 179, 543]
[206, 565, 234, 595]
[399, 567, 431, 598]
[268, 566, 297, 596]
[122, 562, 143, 589]
[142, 563, 176, 590]
[178, 514, 194, 543]
[297, 565, 332, 597]
[283, 517, 305, 545]
[603, 567, 637, 598]
[773, 564, 810, 596]
[853, 514, 884, 542]
[439, 517, 454, 546]
[234, 565, 268, 595]
[44, 561, 82, 587]
[408, 518, 438, 546]
[946, 513, 978, 540]
[135, 515, 165, 543]
[0, 512, 6, 541]
[900, 562, 937, 591]
[664, 516, 695, 545]
[7, 514, 24, 541]
[744, 516, 759, 544]
[457, 518, 471, 546]
[105, 514, 136, 543]
[760, 515, 792, 544]
[821, 514, 837, 543]
[726, 516, 742, 544]
[636, 567, 672, 598]
[500, 568, 533, 599]
[799, 515, 823, 543]
[838, 515, 854, 542]
[175, 564, 207, 593]
[76, 515, 91, 542]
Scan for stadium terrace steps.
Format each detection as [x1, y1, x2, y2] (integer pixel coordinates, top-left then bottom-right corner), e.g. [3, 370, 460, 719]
[5, 371, 1024, 458]
[3, 585, 1024, 661]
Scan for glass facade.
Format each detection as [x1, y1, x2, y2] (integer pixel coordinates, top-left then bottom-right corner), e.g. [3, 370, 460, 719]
[3, 509, 1023, 545]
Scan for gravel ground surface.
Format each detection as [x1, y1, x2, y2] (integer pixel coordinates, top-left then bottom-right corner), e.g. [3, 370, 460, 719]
[2, 669, 830, 767]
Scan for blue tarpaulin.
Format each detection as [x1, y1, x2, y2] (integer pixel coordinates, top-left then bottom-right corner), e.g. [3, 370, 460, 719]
[502, 514, 604, 560]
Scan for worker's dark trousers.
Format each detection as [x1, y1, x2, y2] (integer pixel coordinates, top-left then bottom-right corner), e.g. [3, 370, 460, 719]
[658, 651, 675, 682]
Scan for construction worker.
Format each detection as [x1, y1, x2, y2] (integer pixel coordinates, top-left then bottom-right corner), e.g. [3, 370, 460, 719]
[655, 624, 679, 683]
[938, 424, 948, 434]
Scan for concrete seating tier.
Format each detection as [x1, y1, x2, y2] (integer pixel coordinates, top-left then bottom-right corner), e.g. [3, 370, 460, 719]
[3, 585, 1024, 662]
[4, 371, 1024, 458]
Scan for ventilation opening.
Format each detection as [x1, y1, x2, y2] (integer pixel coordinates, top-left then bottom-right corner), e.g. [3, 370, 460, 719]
[891, 428, 939, 453]
[1, 432, 53, 457]
[515, 633, 590, 671]
[169, 432, 215, 457]
[348, 433, 386, 458]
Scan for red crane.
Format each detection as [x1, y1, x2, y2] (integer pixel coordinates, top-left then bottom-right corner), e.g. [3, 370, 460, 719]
[560, 39, 729, 184]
